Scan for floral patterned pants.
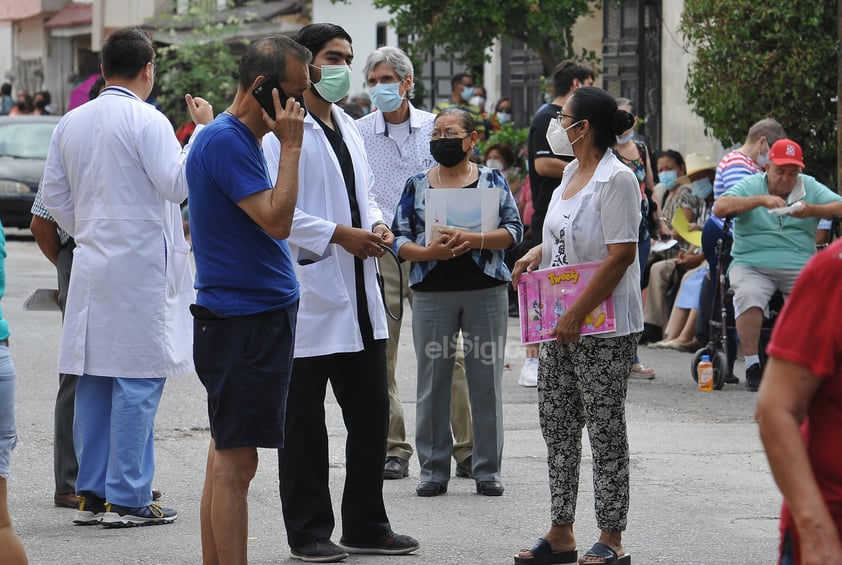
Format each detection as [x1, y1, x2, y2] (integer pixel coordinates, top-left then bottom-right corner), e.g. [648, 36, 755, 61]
[538, 332, 640, 531]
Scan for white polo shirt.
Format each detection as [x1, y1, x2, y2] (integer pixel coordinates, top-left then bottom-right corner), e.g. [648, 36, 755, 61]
[356, 103, 436, 227]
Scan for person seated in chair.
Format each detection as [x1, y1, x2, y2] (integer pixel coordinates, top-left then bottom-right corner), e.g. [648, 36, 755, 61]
[641, 153, 714, 343]
[713, 138, 842, 392]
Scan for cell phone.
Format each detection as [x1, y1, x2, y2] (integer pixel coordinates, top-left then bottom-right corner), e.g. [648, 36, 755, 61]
[252, 77, 306, 120]
[252, 76, 285, 120]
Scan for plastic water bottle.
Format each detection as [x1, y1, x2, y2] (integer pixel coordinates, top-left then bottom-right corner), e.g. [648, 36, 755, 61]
[698, 355, 714, 391]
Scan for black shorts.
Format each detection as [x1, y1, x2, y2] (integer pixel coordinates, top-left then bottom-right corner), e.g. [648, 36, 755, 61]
[193, 302, 297, 450]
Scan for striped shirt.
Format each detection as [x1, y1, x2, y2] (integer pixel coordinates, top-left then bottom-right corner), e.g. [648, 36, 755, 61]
[711, 150, 762, 227]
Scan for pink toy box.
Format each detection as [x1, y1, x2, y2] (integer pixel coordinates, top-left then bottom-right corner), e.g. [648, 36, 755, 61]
[518, 262, 616, 344]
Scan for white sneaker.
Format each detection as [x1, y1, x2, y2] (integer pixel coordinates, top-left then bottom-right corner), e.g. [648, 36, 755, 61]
[518, 358, 539, 387]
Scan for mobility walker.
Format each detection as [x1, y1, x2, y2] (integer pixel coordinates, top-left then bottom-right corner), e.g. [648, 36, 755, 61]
[690, 218, 786, 390]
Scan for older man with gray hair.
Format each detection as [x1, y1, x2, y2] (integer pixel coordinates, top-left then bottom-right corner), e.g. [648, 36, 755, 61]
[356, 46, 475, 487]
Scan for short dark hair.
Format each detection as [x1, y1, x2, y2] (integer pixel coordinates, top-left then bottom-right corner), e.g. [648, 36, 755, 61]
[451, 73, 471, 88]
[101, 27, 155, 81]
[0, 83, 10, 96]
[295, 23, 352, 60]
[552, 60, 594, 97]
[656, 149, 685, 170]
[89, 76, 106, 101]
[435, 107, 476, 133]
[566, 86, 634, 152]
[238, 34, 312, 89]
[495, 97, 512, 112]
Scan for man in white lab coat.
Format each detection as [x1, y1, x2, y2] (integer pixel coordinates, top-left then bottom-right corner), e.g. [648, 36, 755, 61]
[263, 23, 419, 562]
[41, 27, 212, 528]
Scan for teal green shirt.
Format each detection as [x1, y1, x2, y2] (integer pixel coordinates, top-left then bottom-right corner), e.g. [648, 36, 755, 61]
[0, 224, 9, 341]
[725, 173, 842, 270]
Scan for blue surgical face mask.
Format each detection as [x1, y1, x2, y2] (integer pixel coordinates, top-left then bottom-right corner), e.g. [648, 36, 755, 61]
[691, 177, 713, 199]
[460, 86, 474, 101]
[369, 82, 403, 113]
[497, 112, 512, 125]
[659, 170, 678, 190]
[616, 131, 635, 144]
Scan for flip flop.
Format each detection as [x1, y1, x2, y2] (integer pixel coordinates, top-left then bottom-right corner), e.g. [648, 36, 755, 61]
[514, 538, 578, 565]
[578, 542, 630, 565]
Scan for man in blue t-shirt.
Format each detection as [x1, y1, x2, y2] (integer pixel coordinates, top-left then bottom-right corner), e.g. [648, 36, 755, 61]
[185, 35, 311, 564]
[713, 138, 842, 392]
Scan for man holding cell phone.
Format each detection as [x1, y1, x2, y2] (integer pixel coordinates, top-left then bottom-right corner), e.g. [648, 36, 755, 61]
[185, 35, 311, 564]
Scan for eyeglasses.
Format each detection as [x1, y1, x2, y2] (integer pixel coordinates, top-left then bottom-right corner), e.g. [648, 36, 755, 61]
[430, 129, 468, 140]
[556, 111, 580, 125]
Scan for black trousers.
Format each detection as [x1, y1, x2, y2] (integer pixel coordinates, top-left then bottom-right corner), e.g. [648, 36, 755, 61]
[278, 338, 391, 548]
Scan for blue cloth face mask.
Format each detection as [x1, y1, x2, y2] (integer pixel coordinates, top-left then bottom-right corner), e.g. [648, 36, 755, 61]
[691, 177, 713, 199]
[460, 86, 474, 101]
[313, 65, 352, 103]
[659, 170, 678, 190]
[370, 82, 403, 113]
[616, 131, 635, 144]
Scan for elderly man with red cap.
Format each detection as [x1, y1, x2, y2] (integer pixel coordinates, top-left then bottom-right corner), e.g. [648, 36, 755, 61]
[713, 139, 842, 391]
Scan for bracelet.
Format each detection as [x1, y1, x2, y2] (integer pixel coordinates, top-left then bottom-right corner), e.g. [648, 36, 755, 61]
[480, 231, 485, 251]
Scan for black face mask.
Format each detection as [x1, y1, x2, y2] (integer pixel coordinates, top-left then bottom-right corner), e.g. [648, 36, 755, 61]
[15, 101, 25, 111]
[430, 137, 468, 168]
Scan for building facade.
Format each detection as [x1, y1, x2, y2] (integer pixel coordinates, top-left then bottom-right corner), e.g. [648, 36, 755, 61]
[0, 0, 722, 159]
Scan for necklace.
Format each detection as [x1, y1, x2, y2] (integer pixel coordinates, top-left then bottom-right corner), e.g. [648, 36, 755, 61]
[437, 163, 473, 187]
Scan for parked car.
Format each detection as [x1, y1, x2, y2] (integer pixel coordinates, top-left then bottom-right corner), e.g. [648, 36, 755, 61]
[0, 115, 61, 229]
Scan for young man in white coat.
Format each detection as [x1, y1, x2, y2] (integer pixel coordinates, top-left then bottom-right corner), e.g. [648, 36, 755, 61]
[356, 46, 475, 482]
[262, 23, 419, 562]
[41, 27, 213, 527]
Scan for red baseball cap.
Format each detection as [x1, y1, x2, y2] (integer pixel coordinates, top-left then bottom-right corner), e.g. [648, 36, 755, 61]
[768, 138, 805, 168]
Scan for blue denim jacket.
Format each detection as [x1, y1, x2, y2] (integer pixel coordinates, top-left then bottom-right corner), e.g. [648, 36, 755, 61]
[392, 165, 523, 287]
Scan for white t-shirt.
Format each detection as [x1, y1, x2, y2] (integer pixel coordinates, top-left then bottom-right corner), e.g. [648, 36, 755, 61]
[545, 191, 580, 268]
[541, 150, 644, 337]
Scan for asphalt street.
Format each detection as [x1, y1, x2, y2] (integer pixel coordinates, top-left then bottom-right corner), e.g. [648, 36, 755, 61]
[3, 233, 781, 564]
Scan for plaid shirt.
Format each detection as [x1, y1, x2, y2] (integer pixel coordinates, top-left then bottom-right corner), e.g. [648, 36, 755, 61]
[392, 165, 523, 287]
[31, 181, 70, 244]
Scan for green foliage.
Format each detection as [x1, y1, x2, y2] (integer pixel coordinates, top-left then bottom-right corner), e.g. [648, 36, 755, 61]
[365, 0, 599, 75]
[153, 5, 248, 128]
[681, 1, 838, 187]
[478, 123, 530, 177]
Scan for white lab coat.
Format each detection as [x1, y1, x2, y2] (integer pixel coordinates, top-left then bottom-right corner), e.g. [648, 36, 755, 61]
[42, 86, 197, 378]
[263, 105, 388, 358]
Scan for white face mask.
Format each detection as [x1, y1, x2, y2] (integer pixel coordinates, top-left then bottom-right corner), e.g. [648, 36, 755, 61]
[486, 158, 504, 170]
[756, 140, 769, 168]
[469, 95, 486, 109]
[546, 118, 583, 157]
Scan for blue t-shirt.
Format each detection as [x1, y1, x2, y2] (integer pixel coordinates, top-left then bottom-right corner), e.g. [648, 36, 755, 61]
[186, 113, 298, 316]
